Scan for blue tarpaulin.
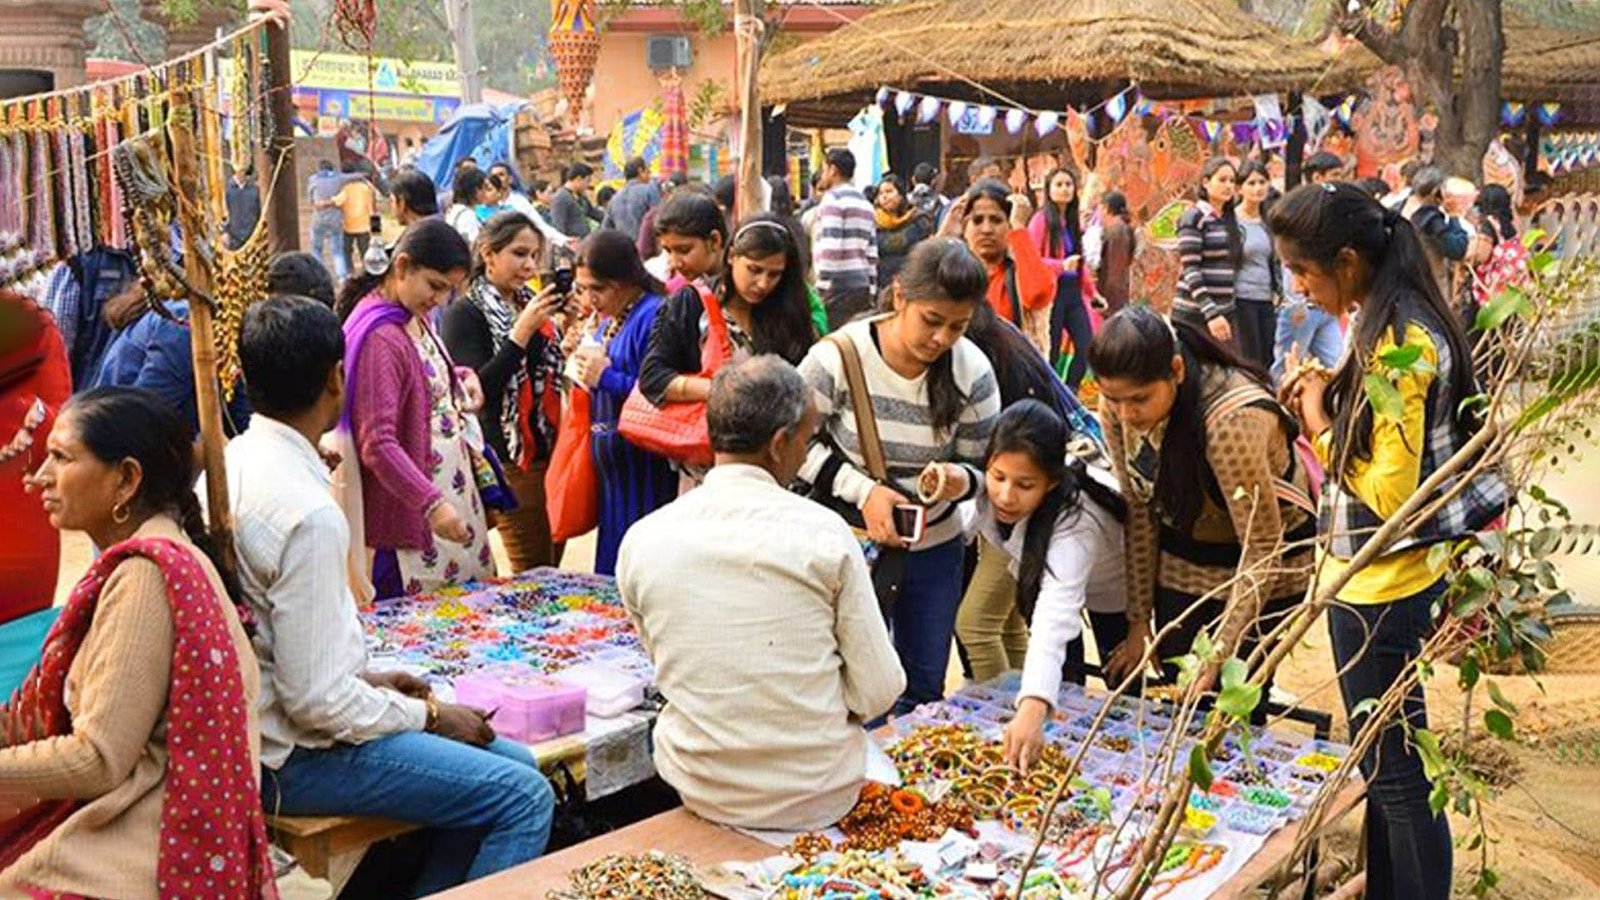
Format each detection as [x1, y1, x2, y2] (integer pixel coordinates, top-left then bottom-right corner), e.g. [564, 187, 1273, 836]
[413, 101, 528, 194]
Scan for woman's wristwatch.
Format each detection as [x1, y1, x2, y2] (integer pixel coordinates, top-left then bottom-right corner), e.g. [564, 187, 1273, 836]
[424, 695, 441, 732]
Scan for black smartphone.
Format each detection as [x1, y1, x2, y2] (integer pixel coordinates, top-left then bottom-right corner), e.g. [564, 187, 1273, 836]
[553, 267, 575, 297]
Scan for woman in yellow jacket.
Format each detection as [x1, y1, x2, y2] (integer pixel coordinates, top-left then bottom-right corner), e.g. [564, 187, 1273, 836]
[1271, 182, 1508, 900]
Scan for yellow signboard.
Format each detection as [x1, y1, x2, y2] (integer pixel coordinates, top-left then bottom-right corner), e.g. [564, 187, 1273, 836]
[318, 92, 449, 125]
[287, 50, 460, 97]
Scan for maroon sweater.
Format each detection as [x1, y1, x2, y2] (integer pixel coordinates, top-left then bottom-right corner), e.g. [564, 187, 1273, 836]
[351, 319, 443, 550]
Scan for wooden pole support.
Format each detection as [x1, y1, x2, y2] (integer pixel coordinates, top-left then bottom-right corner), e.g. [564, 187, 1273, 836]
[169, 88, 236, 578]
[257, 13, 300, 253]
[733, 0, 764, 221]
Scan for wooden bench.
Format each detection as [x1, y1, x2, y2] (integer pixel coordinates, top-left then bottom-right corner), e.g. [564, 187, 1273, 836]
[269, 814, 418, 890]
[268, 732, 592, 894]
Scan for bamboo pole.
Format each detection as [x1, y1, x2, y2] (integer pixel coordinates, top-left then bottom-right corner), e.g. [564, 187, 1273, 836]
[169, 86, 235, 578]
[733, 0, 764, 220]
[257, 7, 300, 252]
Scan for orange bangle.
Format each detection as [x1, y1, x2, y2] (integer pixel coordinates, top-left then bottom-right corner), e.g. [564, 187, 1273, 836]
[889, 789, 925, 815]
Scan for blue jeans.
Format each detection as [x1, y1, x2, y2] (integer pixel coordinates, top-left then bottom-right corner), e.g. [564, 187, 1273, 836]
[1271, 301, 1343, 384]
[1328, 582, 1452, 900]
[262, 733, 555, 897]
[311, 214, 349, 280]
[890, 538, 966, 716]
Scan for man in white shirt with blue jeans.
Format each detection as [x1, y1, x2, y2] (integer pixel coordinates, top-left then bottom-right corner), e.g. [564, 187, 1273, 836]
[231, 295, 554, 896]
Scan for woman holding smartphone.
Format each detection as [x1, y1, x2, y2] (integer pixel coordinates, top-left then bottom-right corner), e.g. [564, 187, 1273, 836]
[798, 238, 1000, 714]
[443, 211, 568, 571]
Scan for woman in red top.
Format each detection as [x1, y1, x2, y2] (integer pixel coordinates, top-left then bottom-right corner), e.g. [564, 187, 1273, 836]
[1, 291, 70, 621]
[940, 178, 1056, 357]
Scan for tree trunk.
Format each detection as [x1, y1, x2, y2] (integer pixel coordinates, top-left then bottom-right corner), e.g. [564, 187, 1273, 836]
[1453, 0, 1504, 180]
[1346, 0, 1504, 181]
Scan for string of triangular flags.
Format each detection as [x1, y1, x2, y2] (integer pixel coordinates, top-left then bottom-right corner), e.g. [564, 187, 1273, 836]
[1541, 131, 1599, 175]
[871, 85, 1368, 152]
[1502, 101, 1563, 128]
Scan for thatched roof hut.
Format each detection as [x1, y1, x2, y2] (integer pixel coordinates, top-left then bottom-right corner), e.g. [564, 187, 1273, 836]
[759, 0, 1371, 127]
[1503, 17, 1600, 103]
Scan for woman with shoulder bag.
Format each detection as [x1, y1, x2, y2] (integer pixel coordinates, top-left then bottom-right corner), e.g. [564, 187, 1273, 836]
[1089, 306, 1315, 722]
[442, 211, 567, 572]
[634, 200, 816, 486]
[797, 238, 1001, 715]
[569, 231, 678, 575]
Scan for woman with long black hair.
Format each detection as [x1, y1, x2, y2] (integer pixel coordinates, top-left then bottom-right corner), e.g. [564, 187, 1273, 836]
[1028, 167, 1093, 387]
[639, 206, 816, 407]
[1089, 306, 1315, 718]
[923, 399, 1125, 770]
[442, 211, 567, 572]
[1174, 158, 1243, 344]
[1271, 182, 1508, 900]
[949, 299, 1108, 682]
[799, 238, 1000, 715]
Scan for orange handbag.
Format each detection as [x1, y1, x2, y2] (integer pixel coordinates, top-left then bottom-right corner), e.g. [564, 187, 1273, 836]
[616, 286, 732, 467]
[545, 387, 600, 542]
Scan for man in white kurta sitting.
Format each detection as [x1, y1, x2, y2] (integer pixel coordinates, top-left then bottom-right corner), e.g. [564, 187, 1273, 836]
[618, 355, 905, 830]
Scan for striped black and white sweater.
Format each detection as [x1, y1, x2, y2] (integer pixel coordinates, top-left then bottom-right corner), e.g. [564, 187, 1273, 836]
[797, 317, 1001, 550]
[1173, 201, 1238, 328]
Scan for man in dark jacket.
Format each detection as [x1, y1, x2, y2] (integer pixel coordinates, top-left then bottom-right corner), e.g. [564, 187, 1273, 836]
[550, 162, 602, 239]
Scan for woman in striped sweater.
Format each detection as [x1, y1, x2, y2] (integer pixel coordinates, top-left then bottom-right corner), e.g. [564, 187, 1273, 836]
[799, 239, 1001, 714]
[1174, 158, 1243, 344]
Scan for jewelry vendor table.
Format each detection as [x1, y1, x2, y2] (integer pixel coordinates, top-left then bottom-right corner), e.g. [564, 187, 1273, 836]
[426, 782, 1364, 900]
[427, 672, 1372, 900]
[272, 569, 661, 890]
[359, 567, 661, 801]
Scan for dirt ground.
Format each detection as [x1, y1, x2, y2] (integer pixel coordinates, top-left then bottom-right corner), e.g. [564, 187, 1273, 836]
[49, 461, 1600, 899]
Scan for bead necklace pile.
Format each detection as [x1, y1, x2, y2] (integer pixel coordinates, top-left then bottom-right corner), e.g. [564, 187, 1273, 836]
[546, 851, 707, 900]
[834, 783, 976, 852]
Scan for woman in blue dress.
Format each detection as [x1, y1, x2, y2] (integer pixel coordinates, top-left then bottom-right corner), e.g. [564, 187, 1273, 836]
[569, 230, 678, 575]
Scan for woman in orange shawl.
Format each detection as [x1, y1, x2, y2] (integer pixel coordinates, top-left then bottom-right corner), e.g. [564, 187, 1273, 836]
[938, 178, 1057, 356]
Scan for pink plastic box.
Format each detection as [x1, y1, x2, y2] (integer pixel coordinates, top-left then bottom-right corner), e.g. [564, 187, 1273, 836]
[453, 669, 587, 743]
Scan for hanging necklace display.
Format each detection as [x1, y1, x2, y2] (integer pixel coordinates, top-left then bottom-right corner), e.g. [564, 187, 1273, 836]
[10, 109, 27, 246]
[68, 96, 94, 253]
[114, 129, 186, 305]
[29, 103, 55, 261]
[0, 121, 15, 241]
[228, 33, 255, 179]
[52, 102, 79, 259]
[200, 49, 226, 221]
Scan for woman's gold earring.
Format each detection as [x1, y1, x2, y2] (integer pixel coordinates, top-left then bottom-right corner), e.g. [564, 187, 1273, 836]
[112, 501, 130, 524]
